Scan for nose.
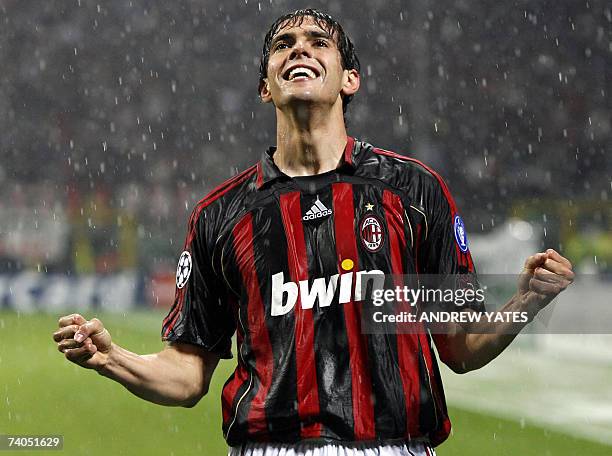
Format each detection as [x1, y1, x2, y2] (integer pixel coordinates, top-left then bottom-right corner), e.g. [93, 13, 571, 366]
[289, 40, 311, 60]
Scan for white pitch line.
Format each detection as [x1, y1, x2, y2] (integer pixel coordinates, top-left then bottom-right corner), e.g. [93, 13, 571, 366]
[440, 338, 612, 446]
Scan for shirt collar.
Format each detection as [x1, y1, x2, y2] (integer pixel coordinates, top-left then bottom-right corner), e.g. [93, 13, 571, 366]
[255, 136, 361, 189]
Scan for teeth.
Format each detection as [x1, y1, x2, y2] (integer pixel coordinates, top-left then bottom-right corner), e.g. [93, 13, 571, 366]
[288, 67, 316, 80]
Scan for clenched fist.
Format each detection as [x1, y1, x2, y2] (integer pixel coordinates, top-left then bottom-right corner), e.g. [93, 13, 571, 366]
[517, 248, 575, 314]
[52, 314, 112, 371]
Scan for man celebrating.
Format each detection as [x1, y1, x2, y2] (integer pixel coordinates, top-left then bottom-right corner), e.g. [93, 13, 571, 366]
[53, 9, 574, 456]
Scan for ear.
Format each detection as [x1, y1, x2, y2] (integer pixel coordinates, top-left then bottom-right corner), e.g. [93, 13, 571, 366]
[341, 68, 360, 98]
[259, 79, 273, 103]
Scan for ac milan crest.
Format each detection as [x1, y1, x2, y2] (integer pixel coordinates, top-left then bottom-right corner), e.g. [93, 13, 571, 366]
[360, 214, 384, 252]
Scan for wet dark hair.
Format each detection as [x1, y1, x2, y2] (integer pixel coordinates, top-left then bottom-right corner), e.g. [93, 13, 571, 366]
[258, 8, 360, 113]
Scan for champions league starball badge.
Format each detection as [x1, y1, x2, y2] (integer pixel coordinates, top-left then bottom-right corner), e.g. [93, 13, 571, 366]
[453, 215, 469, 253]
[176, 251, 192, 289]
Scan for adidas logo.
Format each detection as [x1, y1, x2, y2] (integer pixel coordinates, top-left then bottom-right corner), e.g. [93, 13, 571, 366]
[303, 198, 332, 221]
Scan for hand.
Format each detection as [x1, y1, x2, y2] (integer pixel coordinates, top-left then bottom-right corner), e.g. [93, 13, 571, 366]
[517, 249, 575, 314]
[52, 314, 112, 371]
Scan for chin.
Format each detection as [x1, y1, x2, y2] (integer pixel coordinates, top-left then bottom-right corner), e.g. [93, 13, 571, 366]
[280, 91, 332, 108]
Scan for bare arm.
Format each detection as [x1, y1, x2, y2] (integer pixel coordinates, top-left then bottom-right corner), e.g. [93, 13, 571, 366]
[98, 342, 220, 407]
[53, 314, 220, 407]
[432, 249, 574, 373]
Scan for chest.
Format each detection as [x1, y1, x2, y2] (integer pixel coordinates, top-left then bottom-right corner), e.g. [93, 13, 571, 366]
[216, 180, 425, 304]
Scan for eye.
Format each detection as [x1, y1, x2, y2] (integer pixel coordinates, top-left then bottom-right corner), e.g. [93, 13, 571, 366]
[273, 42, 290, 51]
[315, 39, 328, 47]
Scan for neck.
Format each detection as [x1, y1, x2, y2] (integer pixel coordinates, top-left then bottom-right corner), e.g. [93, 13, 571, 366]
[273, 100, 348, 177]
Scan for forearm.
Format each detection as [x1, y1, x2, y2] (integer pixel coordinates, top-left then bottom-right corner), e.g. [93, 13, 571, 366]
[466, 294, 537, 369]
[438, 294, 538, 373]
[97, 344, 207, 407]
[432, 251, 573, 374]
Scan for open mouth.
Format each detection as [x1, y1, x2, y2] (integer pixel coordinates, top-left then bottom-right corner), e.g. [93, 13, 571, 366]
[283, 65, 320, 81]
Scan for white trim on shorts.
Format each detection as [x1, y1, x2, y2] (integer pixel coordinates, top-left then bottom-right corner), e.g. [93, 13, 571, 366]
[228, 441, 437, 456]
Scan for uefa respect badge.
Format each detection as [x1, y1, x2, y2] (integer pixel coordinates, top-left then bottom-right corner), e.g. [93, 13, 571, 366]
[453, 215, 469, 253]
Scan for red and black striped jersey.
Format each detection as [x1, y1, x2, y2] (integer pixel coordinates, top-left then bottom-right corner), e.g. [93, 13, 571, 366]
[162, 137, 478, 447]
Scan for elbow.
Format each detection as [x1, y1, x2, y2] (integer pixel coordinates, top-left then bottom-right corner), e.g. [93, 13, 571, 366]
[437, 338, 485, 374]
[443, 357, 488, 374]
[181, 384, 209, 408]
[181, 397, 200, 408]
[445, 360, 470, 374]
[440, 355, 475, 374]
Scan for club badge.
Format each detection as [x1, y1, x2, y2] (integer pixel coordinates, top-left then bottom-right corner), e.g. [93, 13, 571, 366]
[176, 251, 192, 289]
[360, 214, 384, 252]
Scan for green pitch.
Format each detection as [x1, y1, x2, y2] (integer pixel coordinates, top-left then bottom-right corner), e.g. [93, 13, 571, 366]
[1, 310, 609, 455]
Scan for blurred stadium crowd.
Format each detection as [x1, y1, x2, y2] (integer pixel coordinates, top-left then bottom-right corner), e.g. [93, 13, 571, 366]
[0, 0, 610, 277]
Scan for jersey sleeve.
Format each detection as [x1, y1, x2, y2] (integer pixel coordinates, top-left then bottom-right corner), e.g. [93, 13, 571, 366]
[161, 203, 235, 358]
[418, 172, 484, 313]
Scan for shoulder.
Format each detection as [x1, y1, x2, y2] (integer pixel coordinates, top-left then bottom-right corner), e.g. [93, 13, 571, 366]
[190, 164, 258, 227]
[355, 141, 460, 221]
[358, 141, 449, 195]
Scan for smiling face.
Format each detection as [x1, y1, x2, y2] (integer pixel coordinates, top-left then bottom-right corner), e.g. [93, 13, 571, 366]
[259, 16, 359, 112]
